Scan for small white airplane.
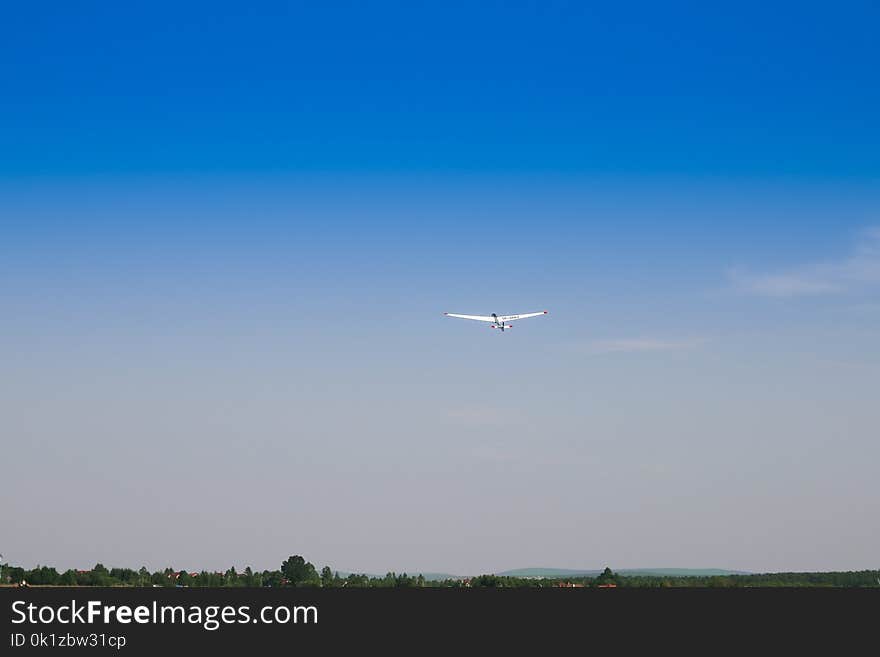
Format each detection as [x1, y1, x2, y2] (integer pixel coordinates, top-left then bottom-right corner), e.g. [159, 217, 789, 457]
[444, 310, 548, 332]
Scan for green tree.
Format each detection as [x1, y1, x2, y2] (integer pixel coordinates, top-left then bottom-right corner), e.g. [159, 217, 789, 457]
[471, 574, 503, 587]
[262, 570, 283, 587]
[6, 566, 24, 584]
[345, 573, 369, 587]
[320, 566, 333, 587]
[281, 555, 318, 587]
[595, 567, 618, 586]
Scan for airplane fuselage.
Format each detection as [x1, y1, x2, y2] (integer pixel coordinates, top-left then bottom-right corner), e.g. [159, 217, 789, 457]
[491, 313, 515, 331]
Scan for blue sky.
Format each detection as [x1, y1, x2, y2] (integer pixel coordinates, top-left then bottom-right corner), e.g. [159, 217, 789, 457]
[1, 2, 879, 574]
[2, 1, 879, 175]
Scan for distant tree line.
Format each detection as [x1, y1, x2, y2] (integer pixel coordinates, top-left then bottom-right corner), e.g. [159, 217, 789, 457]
[2, 559, 878, 588]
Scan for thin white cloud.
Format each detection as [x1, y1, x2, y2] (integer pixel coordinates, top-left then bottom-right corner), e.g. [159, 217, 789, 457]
[730, 227, 880, 297]
[728, 271, 841, 297]
[587, 337, 707, 354]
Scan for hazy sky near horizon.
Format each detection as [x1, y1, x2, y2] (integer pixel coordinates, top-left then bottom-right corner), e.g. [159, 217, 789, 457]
[2, 1, 879, 575]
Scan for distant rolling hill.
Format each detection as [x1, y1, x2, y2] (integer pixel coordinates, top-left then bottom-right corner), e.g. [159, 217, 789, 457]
[337, 568, 749, 580]
[334, 571, 464, 581]
[495, 568, 750, 578]
[419, 573, 467, 581]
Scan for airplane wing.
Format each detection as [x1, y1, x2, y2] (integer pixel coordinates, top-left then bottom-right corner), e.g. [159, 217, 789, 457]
[500, 311, 549, 322]
[444, 313, 496, 322]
